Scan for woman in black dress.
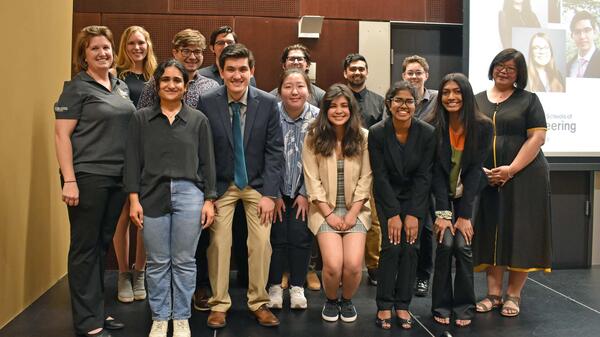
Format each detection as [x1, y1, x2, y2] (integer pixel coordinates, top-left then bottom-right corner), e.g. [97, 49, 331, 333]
[473, 48, 551, 318]
[369, 81, 436, 330]
[425, 73, 492, 327]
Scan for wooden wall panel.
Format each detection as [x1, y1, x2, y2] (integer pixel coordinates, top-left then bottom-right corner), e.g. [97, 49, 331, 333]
[170, 0, 299, 18]
[102, 14, 233, 66]
[235, 17, 358, 92]
[74, 0, 168, 14]
[426, 0, 463, 23]
[72, 12, 101, 44]
[300, 0, 426, 22]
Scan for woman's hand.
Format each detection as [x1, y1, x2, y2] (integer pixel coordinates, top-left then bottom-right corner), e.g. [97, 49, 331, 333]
[404, 215, 419, 244]
[483, 167, 500, 186]
[454, 217, 474, 245]
[129, 200, 144, 229]
[434, 217, 454, 243]
[326, 213, 344, 231]
[274, 198, 285, 223]
[387, 215, 403, 245]
[62, 182, 79, 206]
[201, 200, 215, 229]
[490, 165, 513, 186]
[343, 211, 358, 230]
[293, 195, 309, 221]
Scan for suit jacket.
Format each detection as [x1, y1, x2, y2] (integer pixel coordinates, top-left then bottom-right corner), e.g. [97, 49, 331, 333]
[368, 117, 436, 222]
[197, 86, 284, 197]
[431, 121, 493, 219]
[302, 129, 372, 235]
[567, 48, 600, 78]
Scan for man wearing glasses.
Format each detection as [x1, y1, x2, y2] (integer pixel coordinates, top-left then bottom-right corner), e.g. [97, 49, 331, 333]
[401, 55, 438, 298]
[199, 26, 257, 86]
[567, 10, 600, 78]
[269, 44, 325, 106]
[137, 29, 219, 109]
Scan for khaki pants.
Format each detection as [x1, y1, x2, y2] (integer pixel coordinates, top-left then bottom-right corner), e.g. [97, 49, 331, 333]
[207, 184, 271, 312]
[365, 197, 381, 270]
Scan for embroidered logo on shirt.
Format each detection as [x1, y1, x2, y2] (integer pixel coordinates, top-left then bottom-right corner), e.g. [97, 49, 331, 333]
[54, 106, 68, 112]
[117, 88, 130, 99]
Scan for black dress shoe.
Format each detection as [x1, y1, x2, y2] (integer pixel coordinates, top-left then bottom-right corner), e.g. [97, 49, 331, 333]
[367, 268, 378, 286]
[104, 317, 125, 330]
[415, 279, 429, 297]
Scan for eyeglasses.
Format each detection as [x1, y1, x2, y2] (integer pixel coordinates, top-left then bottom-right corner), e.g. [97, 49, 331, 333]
[495, 63, 517, 74]
[179, 48, 203, 57]
[286, 56, 306, 63]
[214, 39, 235, 46]
[404, 71, 425, 77]
[389, 97, 415, 106]
[573, 27, 594, 36]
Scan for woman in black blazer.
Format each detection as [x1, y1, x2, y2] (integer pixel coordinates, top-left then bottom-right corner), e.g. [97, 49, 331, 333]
[369, 81, 436, 330]
[425, 73, 492, 327]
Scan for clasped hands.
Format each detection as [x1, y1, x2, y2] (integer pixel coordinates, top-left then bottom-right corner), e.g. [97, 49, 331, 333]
[325, 210, 358, 232]
[484, 165, 513, 187]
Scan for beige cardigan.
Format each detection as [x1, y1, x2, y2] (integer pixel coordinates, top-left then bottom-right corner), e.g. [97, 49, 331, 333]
[302, 130, 372, 235]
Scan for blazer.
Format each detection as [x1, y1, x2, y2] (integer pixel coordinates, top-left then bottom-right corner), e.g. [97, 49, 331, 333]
[368, 117, 436, 222]
[431, 121, 493, 219]
[302, 129, 372, 235]
[197, 85, 284, 197]
[567, 48, 600, 78]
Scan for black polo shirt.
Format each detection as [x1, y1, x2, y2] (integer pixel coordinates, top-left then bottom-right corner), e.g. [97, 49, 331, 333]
[353, 87, 385, 128]
[415, 88, 438, 120]
[54, 71, 136, 177]
[124, 103, 217, 217]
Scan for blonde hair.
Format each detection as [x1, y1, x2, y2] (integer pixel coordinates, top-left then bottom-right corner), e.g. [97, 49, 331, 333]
[172, 28, 206, 50]
[73, 25, 115, 73]
[115, 26, 157, 81]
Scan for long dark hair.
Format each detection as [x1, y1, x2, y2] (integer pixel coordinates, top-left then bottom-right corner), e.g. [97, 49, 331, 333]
[306, 83, 364, 157]
[425, 73, 491, 164]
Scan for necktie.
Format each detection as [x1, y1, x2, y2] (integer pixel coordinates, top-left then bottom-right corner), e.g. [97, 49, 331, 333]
[231, 102, 248, 189]
[577, 58, 589, 78]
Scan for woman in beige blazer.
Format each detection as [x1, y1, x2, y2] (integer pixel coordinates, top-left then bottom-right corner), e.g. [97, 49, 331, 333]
[302, 83, 372, 323]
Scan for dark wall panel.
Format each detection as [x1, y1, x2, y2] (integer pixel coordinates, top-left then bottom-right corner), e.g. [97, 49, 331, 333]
[72, 12, 101, 43]
[102, 14, 233, 67]
[426, 0, 463, 23]
[170, 0, 299, 18]
[74, 0, 168, 14]
[300, 0, 426, 22]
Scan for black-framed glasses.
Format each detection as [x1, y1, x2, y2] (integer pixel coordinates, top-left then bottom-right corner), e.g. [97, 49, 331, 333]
[286, 56, 306, 63]
[495, 63, 517, 74]
[214, 39, 235, 46]
[179, 48, 203, 57]
[389, 97, 415, 106]
[404, 70, 425, 77]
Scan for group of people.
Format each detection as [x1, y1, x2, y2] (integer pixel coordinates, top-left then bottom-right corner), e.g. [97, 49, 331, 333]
[54, 23, 552, 337]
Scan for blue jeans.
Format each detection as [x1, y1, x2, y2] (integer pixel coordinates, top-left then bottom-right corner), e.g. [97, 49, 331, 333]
[143, 180, 204, 320]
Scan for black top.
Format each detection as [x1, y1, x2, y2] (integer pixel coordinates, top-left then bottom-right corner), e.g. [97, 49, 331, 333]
[353, 88, 384, 128]
[368, 117, 436, 221]
[54, 71, 136, 176]
[120, 71, 146, 106]
[198, 63, 258, 87]
[124, 103, 217, 217]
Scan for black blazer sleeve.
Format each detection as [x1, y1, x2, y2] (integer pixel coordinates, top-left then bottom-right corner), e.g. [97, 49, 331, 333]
[369, 122, 402, 221]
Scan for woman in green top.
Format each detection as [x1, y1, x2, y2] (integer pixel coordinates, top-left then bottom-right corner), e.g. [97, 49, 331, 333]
[425, 73, 492, 327]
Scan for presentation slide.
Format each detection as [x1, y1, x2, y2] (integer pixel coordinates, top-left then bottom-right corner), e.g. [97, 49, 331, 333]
[468, 0, 600, 156]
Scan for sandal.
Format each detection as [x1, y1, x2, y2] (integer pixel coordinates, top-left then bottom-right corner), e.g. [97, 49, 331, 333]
[433, 315, 450, 325]
[455, 318, 472, 327]
[476, 294, 503, 313]
[375, 317, 392, 330]
[501, 295, 521, 317]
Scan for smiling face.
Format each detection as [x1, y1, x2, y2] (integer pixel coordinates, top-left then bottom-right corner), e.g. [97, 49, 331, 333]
[572, 19, 598, 55]
[126, 31, 148, 64]
[85, 36, 113, 72]
[387, 89, 415, 123]
[343, 60, 368, 90]
[402, 62, 429, 94]
[158, 66, 186, 103]
[492, 58, 518, 87]
[441, 80, 463, 114]
[172, 43, 203, 76]
[280, 72, 309, 113]
[283, 49, 309, 71]
[327, 95, 351, 128]
[220, 57, 254, 100]
[531, 36, 551, 66]
[211, 33, 236, 60]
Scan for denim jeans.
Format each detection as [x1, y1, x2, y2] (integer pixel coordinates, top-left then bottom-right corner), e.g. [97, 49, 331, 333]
[143, 180, 204, 320]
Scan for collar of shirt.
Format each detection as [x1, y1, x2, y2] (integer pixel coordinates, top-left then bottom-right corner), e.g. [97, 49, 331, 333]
[422, 88, 435, 102]
[279, 102, 312, 123]
[227, 88, 249, 107]
[146, 102, 190, 122]
[78, 70, 121, 89]
[353, 87, 368, 101]
[579, 45, 597, 62]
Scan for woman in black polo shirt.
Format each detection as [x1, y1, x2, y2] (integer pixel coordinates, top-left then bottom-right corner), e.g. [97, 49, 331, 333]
[124, 59, 216, 337]
[54, 26, 135, 337]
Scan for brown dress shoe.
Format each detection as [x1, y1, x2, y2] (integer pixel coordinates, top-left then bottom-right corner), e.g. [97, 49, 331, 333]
[251, 305, 280, 327]
[306, 270, 321, 291]
[193, 287, 210, 311]
[207, 311, 227, 329]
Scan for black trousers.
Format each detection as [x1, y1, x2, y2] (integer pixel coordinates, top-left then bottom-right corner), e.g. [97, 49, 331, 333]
[65, 173, 126, 334]
[376, 208, 421, 311]
[431, 199, 475, 320]
[196, 201, 249, 289]
[416, 195, 435, 281]
[268, 196, 312, 287]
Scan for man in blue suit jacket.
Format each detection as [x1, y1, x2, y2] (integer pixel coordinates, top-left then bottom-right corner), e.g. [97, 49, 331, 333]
[197, 44, 284, 328]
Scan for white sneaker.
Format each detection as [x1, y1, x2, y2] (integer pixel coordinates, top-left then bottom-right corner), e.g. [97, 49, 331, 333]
[148, 320, 168, 337]
[289, 286, 307, 309]
[267, 284, 283, 309]
[172, 319, 191, 337]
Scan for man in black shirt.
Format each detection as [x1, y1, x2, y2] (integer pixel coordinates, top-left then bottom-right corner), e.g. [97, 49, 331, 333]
[343, 53, 383, 286]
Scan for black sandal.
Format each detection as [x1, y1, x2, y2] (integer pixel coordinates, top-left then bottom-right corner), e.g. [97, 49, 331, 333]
[433, 315, 450, 325]
[375, 317, 392, 330]
[398, 317, 413, 330]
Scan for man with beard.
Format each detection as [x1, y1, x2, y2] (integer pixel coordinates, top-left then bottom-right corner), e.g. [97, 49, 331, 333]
[402, 55, 438, 298]
[343, 53, 383, 286]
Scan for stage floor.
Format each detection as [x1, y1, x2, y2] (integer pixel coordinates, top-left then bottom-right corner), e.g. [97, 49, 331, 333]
[2, 268, 600, 337]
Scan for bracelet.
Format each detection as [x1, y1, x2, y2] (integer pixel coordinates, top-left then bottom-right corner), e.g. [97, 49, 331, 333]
[63, 180, 77, 183]
[507, 166, 514, 179]
[435, 210, 453, 220]
[324, 210, 334, 219]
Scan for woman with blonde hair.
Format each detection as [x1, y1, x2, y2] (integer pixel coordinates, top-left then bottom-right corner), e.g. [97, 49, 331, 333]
[112, 25, 158, 304]
[526, 32, 565, 92]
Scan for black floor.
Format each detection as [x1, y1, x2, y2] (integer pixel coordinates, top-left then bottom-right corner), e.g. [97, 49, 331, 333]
[3, 268, 600, 337]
